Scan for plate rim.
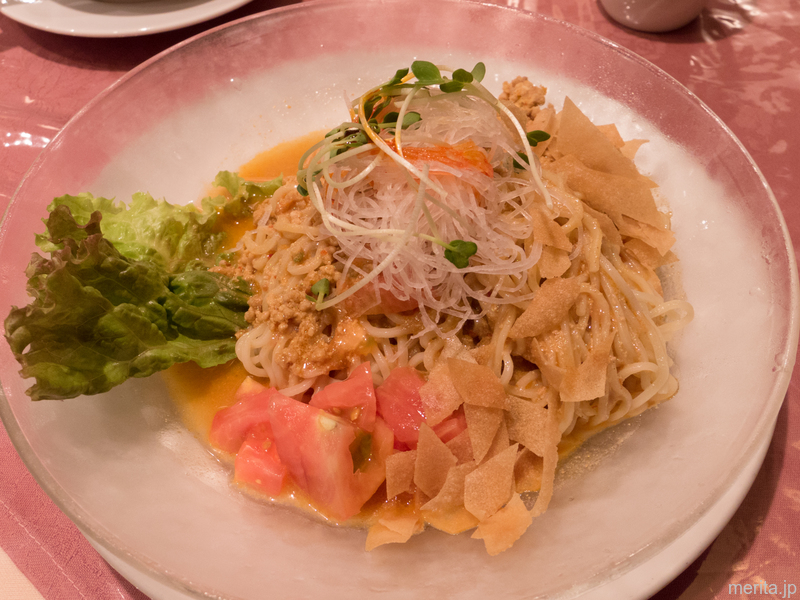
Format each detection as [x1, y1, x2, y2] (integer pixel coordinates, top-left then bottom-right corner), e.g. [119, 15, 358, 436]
[0, 0, 254, 38]
[1, 1, 798, 598]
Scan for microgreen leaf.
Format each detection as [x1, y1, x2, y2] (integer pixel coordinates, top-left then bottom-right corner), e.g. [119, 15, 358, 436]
[440, 80, 464, 93]
[471, 62, 486, 82]
[307, 278, 331, 303]
[513, 151, 530, 170]
[411, 60, 443, 84]
[452, 68, 473, 83]
[386, 68, 409, 87]
[526, 130, 551, 146]
[444, 240, 478, 269]
[401, 112, 421, 128]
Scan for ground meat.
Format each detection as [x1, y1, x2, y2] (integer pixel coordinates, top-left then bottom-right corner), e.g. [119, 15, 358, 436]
[500, 76, 547, 121]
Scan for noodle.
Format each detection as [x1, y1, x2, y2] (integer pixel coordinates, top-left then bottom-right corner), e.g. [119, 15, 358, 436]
[215, 64, 693, 554]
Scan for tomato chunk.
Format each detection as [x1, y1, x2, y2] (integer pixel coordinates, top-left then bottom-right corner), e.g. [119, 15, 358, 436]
[342, 278, 418, 316]
[209, 379, 277, 454]
[234, 428, 287, 497]
[375, 367, 427, 449]
[309, 363, 377, 431]
[268, 393, 393, 521]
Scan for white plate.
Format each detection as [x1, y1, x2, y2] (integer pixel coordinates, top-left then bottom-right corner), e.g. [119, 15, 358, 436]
[0, 0, 252, 37]
[1, 2, 797, 599]
[82, 424, 774, 600]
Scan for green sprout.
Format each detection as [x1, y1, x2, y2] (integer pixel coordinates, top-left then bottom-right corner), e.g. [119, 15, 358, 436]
[306, 278, 331, 304]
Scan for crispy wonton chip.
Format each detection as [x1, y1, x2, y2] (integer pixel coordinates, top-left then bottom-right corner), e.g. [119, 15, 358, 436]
[617, 215, 675, 256]
[558, 98, 640, 178]
[550, 155, 664, 229]
[621, 139, 648, 161]
[422, 463, 481, 535]
[419, 363, 462, 426]
[596, 123, 624, 148]
[560, 334, 615, 403]
[447, 359, 507, 409]
[365, 500, 422, 551]
[483, 418, 511, 462]
[531, 206, 572, 251]
[446, 428, 475, 465]
[530, 395, 560, 517]
[414, 424, 458, 498]
[514, 448, 544, 493]
[506, 395, 552, 457]
[421, 462, 477, 513]
[385, 450, 417, 499]
[582, 203, 623, 248]
[538, 246, 571, 279]
[471, 493, 533, 556]
[509, 277, 582, 339]
[464, 444, 518, 521]
[464, 404, 504, 464]
[624, 238, 676, 271]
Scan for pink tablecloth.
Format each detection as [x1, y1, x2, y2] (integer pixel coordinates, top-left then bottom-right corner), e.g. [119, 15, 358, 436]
[1, 0, 798, 598]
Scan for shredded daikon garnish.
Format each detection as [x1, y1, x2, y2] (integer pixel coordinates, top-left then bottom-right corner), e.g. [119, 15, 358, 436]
[298, 61, 551, 337]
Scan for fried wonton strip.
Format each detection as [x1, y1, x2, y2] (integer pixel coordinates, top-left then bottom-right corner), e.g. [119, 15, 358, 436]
[421, 462, 477, 512]
[558, 98, 640, 178]
[506, 396, 552, 457]
[471, 493, 533, 556]
[464, 404, 504, 464]
[538, 246, 571, 279]
[483, 418, 511, 462]
[582, 203, 623, 248]
[446, 428, 475, 464]
[530, 339, 565, 390]
[549, 155, 664, 229]
[616, 215, 675, 256]
[365, 500, 422, 550]
[424, 507, 480, 535]
[509, 277, 582, 339]
[624, 238, 676, 271]
[621, 139, 648, 161]
[531, 206, 573, 251]
[514, 448, 543, 493]
[530, 394, 560, 517]
[447, 359, 508, 409]
[385, 450, 417, 499]
[414, 424, 458, 498]
[422, 463, 481, 535]
[419, 363, 462, 426]
[464, 444, 518, 521]
[560, 333, 615, 403]
[596, 123, 625, 148]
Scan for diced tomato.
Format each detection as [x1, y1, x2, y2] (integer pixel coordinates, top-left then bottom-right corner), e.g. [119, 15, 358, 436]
[375, 367, 427, 449]
[267, 393, 393, 521]
[309, 363, 377, 431]
[234, 428, 287, 497]
[342, 279, 419, 317]
[209, 379, 278, 454]
[432, 407, 467, 443]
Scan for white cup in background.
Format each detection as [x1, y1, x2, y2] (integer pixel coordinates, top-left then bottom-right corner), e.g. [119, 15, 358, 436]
[599, 0, 707, 32]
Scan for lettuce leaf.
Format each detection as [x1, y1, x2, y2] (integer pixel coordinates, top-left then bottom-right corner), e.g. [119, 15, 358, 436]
[5, 174, 278, 400]
[35, 192, 228, 274]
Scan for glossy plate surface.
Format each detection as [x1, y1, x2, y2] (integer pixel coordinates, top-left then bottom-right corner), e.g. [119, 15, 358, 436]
[0, 2, 797, 599]
[0, 0, 252, 38]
